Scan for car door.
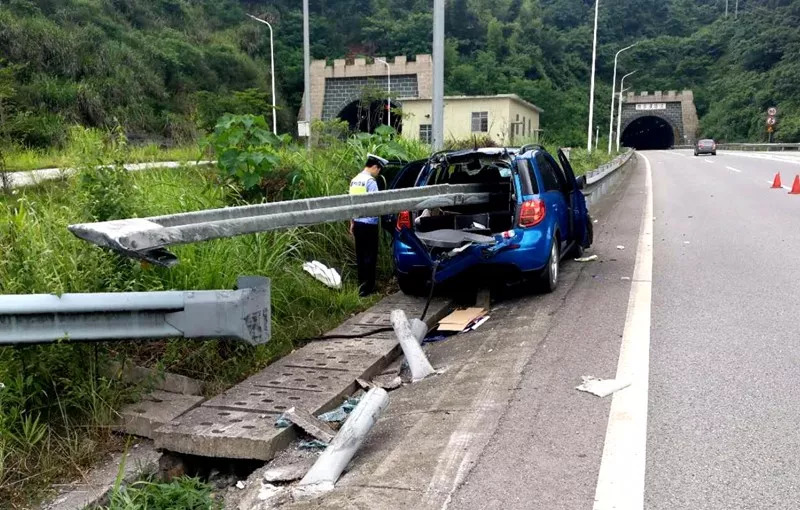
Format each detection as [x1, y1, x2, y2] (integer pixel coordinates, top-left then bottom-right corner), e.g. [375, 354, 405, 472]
[534, 153, 570, 250]
[556, 149, 588, 244]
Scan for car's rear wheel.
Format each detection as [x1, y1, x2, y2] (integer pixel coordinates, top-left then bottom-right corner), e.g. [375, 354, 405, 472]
[539, 237, 559, 293]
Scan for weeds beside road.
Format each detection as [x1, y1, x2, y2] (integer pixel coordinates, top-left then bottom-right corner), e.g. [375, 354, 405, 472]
[0, 124, 425, 507]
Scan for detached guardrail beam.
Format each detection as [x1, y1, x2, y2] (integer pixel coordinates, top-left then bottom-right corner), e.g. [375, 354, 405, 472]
[0, 276, 270, 346]
[67, 184, 499, 266]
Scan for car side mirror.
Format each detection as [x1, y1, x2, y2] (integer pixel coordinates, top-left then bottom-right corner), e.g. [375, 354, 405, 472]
[576, 176, 587, 190]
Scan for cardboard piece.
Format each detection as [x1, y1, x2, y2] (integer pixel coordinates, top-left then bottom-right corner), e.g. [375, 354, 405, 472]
[437, 307, 486, 332]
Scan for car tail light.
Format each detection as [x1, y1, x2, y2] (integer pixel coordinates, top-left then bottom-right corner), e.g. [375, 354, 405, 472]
[519, 199, 546, 227]
[396, 211, 412, 230]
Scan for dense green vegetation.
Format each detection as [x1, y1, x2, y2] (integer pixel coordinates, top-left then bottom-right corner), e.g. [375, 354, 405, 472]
[0, 125, 428, 507]
[1, 0, 798, 153]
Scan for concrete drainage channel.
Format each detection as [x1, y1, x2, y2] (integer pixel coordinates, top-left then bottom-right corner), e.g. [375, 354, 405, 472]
[42, 292, 452, 510]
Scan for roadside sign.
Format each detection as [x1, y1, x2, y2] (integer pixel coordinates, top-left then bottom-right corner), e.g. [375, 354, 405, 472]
[768, 107, 777, 116]
[767, 116, 777, 126]
[768, 126, 774, 133]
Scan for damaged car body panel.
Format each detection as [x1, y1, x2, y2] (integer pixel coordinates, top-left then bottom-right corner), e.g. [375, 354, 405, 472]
[392, 146, 592, 294]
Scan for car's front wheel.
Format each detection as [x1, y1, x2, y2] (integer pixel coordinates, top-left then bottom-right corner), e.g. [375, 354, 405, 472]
[539, 237, 560, 293]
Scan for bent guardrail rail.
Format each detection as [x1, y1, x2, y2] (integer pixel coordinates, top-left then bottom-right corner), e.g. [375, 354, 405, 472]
[68, 184, 499, 266]
[0, 276, 270, 346]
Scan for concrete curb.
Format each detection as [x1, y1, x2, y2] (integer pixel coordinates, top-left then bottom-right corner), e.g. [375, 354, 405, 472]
[3, 160, 215, 190]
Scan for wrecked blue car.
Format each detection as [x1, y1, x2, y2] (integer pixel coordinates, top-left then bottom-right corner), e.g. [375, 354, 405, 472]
[390, 146, 593, 295]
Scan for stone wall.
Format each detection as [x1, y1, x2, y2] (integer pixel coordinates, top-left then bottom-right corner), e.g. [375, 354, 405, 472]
[321, 75, 418, 121]
[300, 55, 433, 121]
[621, 90, 699, 144]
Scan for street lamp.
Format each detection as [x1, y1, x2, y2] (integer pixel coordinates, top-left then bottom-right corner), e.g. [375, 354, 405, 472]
[586, 0, 600, 151]
[375, 58, 391, 128]
[616, 70, 637, 151]
[246, 14, 277, 135]
[608, 42, 638, 154]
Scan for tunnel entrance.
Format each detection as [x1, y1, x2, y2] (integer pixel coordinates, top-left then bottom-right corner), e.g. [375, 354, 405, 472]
[337, 99, 401, 133]
[621, 116, 676, 150]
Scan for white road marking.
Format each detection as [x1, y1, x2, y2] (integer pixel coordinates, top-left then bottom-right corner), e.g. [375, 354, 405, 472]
[593, 153, 653, 510]
[724, 151, 800, 166]
[765, 180, 791, 191]
[726, 166, 742, 173]
[704, 159, 714, 164]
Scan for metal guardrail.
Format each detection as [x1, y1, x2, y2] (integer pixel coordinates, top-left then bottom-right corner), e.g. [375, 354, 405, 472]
[717, 143, 800, 152]
[584, 149, 635, 186]
[68, 184, 499, 266]
[0, 276, 270, 346]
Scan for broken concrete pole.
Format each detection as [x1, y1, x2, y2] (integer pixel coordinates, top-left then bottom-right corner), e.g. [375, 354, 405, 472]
[410, 318, 428, 344]
[391, 310, 435, 381]
[295, 387, 389, 495]
[283, 407, 336, 443]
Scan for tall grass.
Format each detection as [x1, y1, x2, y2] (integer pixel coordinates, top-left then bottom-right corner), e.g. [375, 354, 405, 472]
[2, 139, 208, 172]
[0, 128, 426, 507]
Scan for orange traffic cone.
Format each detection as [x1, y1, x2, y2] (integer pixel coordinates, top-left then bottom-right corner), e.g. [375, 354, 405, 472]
[772, 173, 783, 188]
[790, 175, 800, 195]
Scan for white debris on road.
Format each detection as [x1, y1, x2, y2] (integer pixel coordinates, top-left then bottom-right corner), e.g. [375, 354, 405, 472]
[236, 481, 246, 490]
[616, 245, 625, 250]
[576, 376, 631, 398]
[575, 254, 598, 262]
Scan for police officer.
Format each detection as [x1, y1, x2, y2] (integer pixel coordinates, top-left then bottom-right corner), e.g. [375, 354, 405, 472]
[349, 153, 388, 296]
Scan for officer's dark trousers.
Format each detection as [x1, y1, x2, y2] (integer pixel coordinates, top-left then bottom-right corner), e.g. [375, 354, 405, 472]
[353, 221, 379, 296]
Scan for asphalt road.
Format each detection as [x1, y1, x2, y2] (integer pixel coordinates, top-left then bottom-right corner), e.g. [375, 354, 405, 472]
[290, 150, 800, 510]
[645, 149, 800, 509]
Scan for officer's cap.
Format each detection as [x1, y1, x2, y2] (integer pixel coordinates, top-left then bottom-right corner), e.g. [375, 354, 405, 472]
[366, 153, 389, 169]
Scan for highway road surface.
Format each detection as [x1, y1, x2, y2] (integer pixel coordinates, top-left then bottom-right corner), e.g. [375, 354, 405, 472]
[288, 150, 800, 510]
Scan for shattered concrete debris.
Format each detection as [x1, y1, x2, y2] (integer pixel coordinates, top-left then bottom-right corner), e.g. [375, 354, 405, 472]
[576, 376, 631, 398]
[371, 374, 402, 390]
[263, 460, 315, 483]
[282, 407, 336, 444]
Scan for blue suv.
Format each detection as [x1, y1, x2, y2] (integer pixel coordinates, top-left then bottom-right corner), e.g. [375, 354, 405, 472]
[388, 146, 592, 294]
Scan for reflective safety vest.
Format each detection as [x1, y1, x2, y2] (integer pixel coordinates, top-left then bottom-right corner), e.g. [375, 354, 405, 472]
[349, 170, 379, 224]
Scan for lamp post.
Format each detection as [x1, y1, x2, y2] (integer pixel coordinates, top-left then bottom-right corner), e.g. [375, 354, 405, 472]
[432, 0, 445, 150]
[246, 14, 277, 135]
[375, 58, 391, 128]
[608, 42, 637, 154]
[616, 71, 637, 151]
[302, 0, 311, 150]
[586, 0, 600, 151]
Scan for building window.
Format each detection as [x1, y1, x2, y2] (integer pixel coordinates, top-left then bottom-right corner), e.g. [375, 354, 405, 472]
[522, 116, 527, 136]
[528, 118, 531, 136]
[471, 112, 488, 133]
[419, 124, 432, 144]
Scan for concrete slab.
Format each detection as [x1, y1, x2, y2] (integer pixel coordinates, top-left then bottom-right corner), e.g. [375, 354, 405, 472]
[155, 407, 293, 461]
[155, 293, 453, 461]
[116, 390, 204, 438]
[244, 361, 359, 394]
[201, 385, 340, 416]
[40, 441, 159, 510]
[107, 361, 204, 395]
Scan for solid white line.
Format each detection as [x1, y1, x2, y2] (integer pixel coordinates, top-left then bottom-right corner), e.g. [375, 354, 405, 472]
[726, 166, 742, 173]
[704, 159, 714, 164]
[593, 153, 653, 510]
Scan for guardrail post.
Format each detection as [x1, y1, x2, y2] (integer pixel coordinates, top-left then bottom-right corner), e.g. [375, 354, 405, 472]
[391, 310, 435, 381]
[296, 387, 389, 495]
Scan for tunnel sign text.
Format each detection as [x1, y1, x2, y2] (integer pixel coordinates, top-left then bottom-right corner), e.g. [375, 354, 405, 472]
[635, 103, 667, 111]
